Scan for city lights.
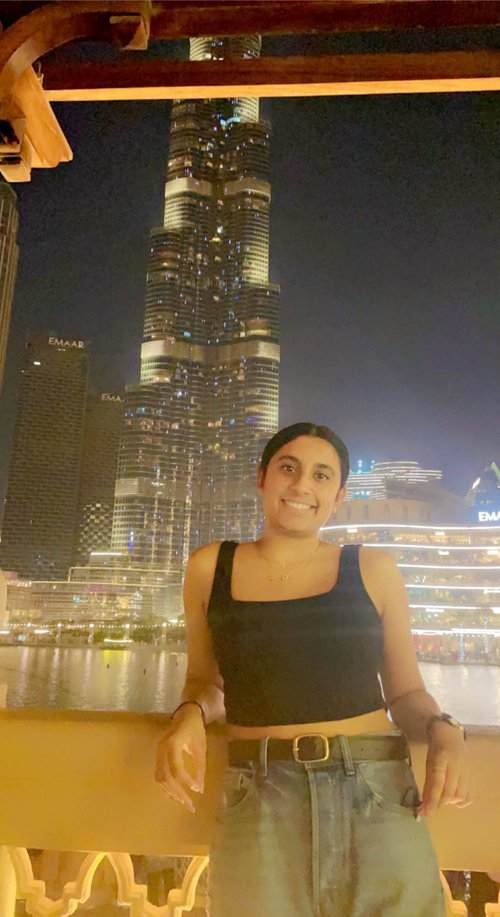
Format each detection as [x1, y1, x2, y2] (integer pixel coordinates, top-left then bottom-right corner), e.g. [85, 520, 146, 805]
[323, 518, 500, 665]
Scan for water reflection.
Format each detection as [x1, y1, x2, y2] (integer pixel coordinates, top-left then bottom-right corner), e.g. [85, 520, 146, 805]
[47, 648, 64, 707]
[421, 662, 500, 725]
[0, 646, 496, 724]
[0, 645, 186, 712]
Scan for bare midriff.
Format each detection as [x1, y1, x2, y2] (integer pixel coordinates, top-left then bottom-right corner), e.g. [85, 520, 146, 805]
[223, 707, 393, 740]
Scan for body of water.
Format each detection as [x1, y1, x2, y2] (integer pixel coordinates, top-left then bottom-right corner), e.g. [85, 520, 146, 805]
[0, 644, 498, 725]
[0, 644, 188, 713]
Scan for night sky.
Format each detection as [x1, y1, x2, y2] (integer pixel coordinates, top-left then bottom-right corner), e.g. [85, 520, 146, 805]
[0, 63, 498, 503]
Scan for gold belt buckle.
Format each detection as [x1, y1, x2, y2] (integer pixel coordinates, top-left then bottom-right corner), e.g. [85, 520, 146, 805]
[292, 733, 330, 764]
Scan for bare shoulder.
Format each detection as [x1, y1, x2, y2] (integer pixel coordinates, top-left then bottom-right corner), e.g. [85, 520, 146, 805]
[184, 541, 224, 609]
[359, 545, 397, 572]
[358, 546, 403, 616]
[188, 540, 224, 570]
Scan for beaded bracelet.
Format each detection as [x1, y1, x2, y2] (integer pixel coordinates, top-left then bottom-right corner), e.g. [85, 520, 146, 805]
[171, 700, 207, 727]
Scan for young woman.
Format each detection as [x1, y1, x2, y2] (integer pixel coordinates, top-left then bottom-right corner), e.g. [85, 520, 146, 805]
[155, 423, 471, 916]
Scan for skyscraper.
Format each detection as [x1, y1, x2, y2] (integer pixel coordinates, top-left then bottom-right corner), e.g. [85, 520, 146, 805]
[111, 36, 280, 586]
[0, 182, 19, 393]
[468, 463, 500, 509]
[72, 391, 124, 566]
[0, 332, 89, 579]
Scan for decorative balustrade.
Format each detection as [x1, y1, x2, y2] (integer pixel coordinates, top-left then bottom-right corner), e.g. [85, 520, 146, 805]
[0, 707, 498, 915]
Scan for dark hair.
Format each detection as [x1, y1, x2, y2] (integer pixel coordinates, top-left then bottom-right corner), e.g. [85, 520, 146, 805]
[259, 423, 350, 488]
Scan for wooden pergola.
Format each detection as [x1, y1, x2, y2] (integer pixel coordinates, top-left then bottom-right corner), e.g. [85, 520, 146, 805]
[0, 0, 498, 182]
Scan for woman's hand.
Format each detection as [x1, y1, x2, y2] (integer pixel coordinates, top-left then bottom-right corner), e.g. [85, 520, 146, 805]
[155, 705, 207, 813]
[418, 722, 473, 817]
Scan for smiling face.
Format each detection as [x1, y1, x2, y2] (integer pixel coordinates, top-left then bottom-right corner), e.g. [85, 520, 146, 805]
[257, 435, 346, 537]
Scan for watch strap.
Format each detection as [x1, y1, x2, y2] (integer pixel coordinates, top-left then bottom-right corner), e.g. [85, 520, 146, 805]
[426, 712, 466, 741]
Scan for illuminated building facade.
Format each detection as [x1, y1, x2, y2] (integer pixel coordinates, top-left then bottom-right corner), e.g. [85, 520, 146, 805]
[72, 392, 124, 566]
[8, 577, 164, 625]
[347, 460, 442, 501]
[323, 520, 500, 665]
[111, 35, 280, 583]
[5, 577, 159, 625]
[335, 490, 468, 528]
[0, 333, 89, 579]
[0, 182, 19, 393]
[468, 462, 500, 515]
[68, 550, 171, 620]
[5, 551, 172, 625]
[2, 572, 32, 623]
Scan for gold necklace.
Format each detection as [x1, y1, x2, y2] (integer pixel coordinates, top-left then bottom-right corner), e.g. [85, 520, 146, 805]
[255, 540, 322, 583]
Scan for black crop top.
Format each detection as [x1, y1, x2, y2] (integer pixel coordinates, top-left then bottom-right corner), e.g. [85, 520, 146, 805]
[206, 541, 385, 727]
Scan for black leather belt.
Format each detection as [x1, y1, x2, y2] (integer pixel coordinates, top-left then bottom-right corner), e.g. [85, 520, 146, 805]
[228, 732, 409, 767]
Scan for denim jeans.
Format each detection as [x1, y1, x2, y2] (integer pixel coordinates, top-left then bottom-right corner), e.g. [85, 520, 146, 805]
[208, 737, 445, 916]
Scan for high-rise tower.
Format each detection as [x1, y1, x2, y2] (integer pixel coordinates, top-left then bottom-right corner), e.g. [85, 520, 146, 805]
[0, 182, 19, 393]
[72, 391, 124, 566]
[468, 463, 500, 509]
[0, 332, 89, 579]
[111, 36, 280, 586]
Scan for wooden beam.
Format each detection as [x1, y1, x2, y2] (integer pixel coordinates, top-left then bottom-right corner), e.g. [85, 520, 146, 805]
[0, 1, 498, 182]
[11, 66, 72, 167]
[42, 50, 500, 101]
[0, 0, 497, 87]
[0, 0, 497, 93]
[0, 2, 149, 179]
[148, 0, 500, 39]
[0, 3, 152, 95]
[0, 64, 74, 183]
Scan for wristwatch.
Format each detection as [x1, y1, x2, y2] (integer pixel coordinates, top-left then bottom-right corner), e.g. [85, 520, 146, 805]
[426, 712, 467, 741]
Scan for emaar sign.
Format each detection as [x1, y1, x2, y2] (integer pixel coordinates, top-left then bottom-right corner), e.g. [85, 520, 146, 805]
[48, 336, 85, 349]
[478, 510, 500, 523]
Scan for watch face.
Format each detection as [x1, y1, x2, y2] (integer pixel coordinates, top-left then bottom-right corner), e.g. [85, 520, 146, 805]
[442, 713, 465, 732]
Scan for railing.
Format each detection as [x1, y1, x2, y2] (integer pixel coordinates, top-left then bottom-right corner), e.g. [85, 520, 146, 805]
[0, 706, 498, 915]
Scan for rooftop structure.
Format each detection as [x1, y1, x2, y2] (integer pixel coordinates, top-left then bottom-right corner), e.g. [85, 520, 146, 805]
[346, 460, 442, 501]
[0, 2, 498, 184]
